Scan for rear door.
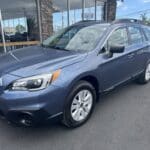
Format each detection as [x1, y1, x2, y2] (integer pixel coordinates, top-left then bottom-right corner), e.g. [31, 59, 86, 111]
[127, 25, 149, 76]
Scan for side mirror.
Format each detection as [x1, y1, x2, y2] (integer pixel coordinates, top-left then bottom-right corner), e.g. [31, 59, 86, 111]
[109, 45, 125, 54]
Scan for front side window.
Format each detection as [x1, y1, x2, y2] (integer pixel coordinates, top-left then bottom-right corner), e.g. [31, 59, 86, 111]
[103, 27, 128, 53]
[42, 24, 108, 52]
[108, 28, 128, 47]
[128, 27, 143, 45]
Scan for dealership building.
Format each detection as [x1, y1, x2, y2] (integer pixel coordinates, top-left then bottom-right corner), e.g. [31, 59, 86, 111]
[0, 0, 119, 52]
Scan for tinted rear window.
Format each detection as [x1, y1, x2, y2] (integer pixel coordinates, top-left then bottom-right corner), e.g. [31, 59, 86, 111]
[143, 26, 150, 41]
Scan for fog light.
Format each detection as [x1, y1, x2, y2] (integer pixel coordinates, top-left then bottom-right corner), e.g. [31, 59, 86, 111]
[19, 114, 33, 127]
[20, 119, 32, 126]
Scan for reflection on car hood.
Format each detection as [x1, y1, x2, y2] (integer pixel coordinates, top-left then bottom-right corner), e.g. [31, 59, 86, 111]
[0, 46, 87, 77]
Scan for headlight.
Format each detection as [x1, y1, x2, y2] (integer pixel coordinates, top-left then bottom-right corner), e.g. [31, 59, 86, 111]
[9, 70, 61, 91]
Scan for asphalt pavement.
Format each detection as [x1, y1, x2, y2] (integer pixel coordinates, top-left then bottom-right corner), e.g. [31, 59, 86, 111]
[0, 82, 150, 150]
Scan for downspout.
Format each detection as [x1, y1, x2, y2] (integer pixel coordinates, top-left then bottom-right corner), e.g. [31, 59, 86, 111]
[0, 10, 6, 53]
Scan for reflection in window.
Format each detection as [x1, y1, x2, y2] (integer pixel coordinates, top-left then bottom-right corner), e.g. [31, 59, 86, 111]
[0, 17, 27, 43]
[96, 1, 103, 20]
[43, 24, 108, 52]
[53, 11, 68, 32]
[53, 0, 103, 32]
[128, 27, 143, 45]
[53, 0, 83, 32]
[143, 27, 150, 41]
[3, 17, 27, 35]
[108, 28, 128, 47]
[66, 25, 107, 51]
[69, 0, 82, 26]
[84, 0, 95, 20]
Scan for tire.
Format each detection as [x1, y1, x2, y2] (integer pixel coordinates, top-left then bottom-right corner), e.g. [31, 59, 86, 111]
[136, 62, 150, 84]
[62, 80, 96, 128]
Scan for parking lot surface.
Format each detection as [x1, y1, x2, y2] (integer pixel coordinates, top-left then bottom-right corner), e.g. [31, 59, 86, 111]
[0, 82, 150, 150]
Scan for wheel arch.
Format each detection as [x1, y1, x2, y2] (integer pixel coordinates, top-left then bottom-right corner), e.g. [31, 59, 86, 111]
[68, 74, 100, 100]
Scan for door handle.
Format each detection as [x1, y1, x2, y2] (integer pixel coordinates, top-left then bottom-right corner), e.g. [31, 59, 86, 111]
[128, 53, 135, 58]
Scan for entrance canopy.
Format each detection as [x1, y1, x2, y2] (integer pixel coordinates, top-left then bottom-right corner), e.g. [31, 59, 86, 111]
[0, 0, 36, 20]
[0, 0, 107, 20]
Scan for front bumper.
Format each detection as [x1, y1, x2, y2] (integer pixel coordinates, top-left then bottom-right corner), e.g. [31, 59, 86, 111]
[0, 85, 66, 126]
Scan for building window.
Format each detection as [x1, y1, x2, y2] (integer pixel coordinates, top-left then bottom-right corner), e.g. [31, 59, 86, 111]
[0, 0, 38, 52]
[2, 17, 28, 42]
[84, 0, 95, 20]
[69, 0, 82, 26]
[53, 11, 68, 32]
[53, 0, 104, 32]
[96, 1, 104, 21]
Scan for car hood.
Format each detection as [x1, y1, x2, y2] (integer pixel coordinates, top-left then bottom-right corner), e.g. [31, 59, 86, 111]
[0, 46, 87, 77]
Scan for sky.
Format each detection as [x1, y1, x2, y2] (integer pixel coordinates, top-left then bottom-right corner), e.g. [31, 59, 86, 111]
[117, 0, 150, 19]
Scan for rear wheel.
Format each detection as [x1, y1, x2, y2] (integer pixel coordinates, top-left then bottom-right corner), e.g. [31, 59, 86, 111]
[136, 62, 150, 84]
[62, 81, 96, 128]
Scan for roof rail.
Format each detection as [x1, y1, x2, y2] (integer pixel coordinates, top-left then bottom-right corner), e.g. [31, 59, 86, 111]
[71, 20, 107, 26]
[112, 19, 144, 25]
[75, 20, 107, 23]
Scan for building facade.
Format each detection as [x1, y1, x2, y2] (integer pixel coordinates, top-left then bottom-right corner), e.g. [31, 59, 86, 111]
[38, 0, 117, 41]
[0, 0, 119, 52]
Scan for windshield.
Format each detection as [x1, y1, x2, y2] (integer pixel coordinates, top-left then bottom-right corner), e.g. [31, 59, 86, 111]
[42, 24, 108, 52]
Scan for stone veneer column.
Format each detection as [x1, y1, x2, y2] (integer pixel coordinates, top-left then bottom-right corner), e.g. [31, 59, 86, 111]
[39, 0, 53, 41]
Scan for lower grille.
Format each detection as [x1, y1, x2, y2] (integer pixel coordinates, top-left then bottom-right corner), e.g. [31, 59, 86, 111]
[0, 110, 4, 118]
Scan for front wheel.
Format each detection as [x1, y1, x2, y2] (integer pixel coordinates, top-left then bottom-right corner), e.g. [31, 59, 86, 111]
[62, 81, 96, 128]
[136, 62, 150, 84]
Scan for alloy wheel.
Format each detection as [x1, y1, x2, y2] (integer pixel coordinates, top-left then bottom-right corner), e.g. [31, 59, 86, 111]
[145, 63, 150, 81]
[71, 89, 93, 122]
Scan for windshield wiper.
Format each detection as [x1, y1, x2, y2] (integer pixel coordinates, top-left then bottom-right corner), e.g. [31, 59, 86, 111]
[54, 46, 70, 51]
[41, 44, 70, 51]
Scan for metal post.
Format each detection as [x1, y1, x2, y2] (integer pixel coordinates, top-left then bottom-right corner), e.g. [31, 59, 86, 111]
[0, 10, 6, 53]
[105, 0, 108, 22]
[62, 11, 64, 28]
[82, 0, 85, 21]
[74, 9, 76, 23]
[36, 0, 42, 43]
[95, 0, 97, 20]
[67, 0, 70, 26]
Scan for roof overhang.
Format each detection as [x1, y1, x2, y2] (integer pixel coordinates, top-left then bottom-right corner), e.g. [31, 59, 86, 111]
[0, 0, 118, 20]
[53, 0, 106, 12]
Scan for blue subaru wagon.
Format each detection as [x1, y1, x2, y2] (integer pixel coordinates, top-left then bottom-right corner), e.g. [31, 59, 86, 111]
[0, 19, 150, 128]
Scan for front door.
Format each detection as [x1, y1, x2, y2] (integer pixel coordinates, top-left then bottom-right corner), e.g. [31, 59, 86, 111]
[98, 27, 132, 91]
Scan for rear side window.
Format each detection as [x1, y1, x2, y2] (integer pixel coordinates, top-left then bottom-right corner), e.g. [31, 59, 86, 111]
[143, 26, 150, 41]
[128, 27, 143, 45]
